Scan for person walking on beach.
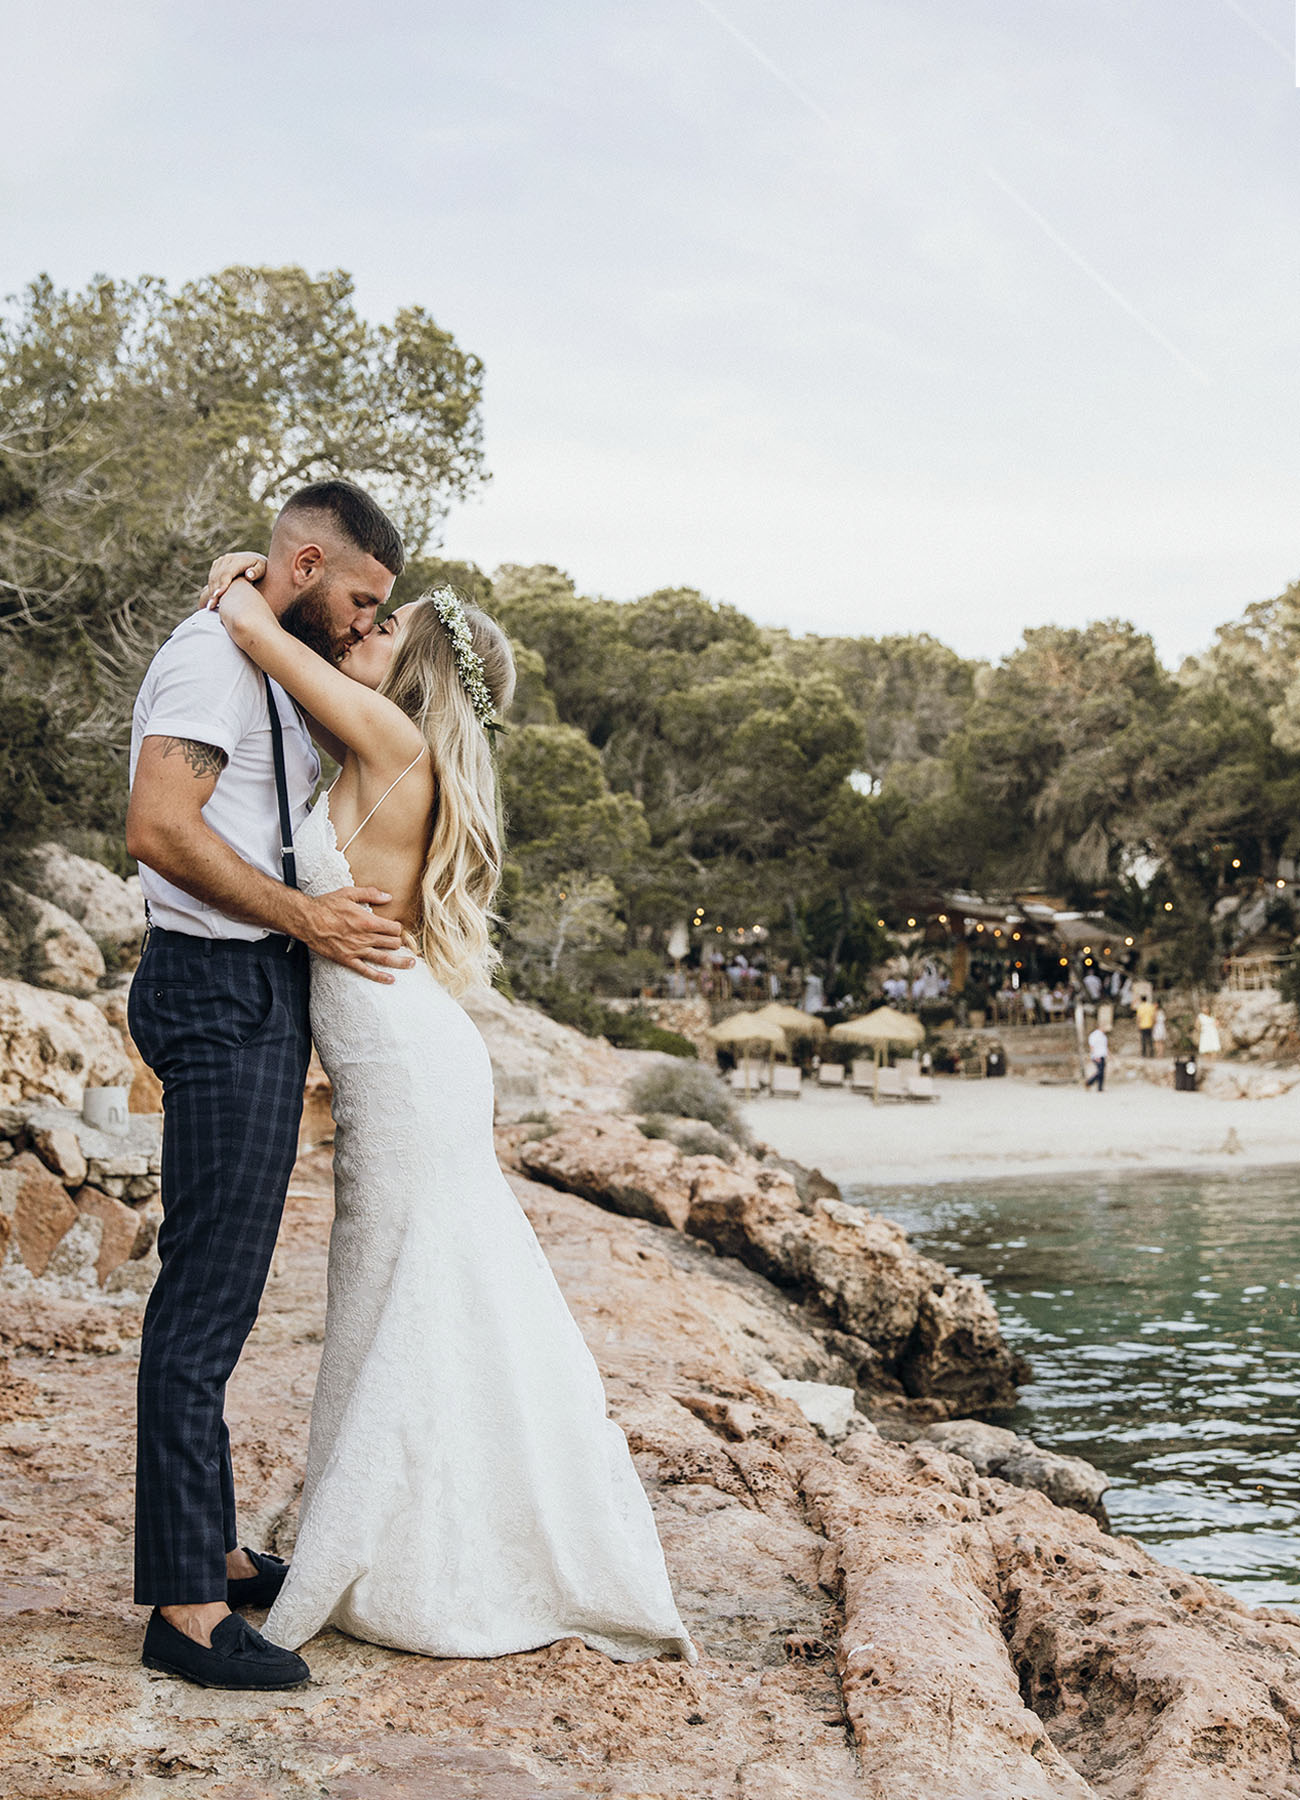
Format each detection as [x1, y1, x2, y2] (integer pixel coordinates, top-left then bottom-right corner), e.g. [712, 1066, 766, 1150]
[1085, 1021, 1109, 1091]
[1153, 1005, 1168, 1058]
[1136, 995, 1157, 1058]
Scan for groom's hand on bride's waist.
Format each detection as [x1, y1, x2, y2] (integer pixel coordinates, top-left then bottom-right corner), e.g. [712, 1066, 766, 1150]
[296, 888, 416, 982]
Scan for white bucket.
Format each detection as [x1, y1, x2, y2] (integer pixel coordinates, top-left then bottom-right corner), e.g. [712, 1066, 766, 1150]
[82, 1086, 130, 1135]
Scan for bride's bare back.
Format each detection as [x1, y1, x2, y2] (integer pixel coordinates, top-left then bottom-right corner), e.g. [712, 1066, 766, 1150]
[326, 751, 435, 934]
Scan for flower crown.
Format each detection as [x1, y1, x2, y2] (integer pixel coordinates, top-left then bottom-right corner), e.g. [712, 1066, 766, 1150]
[429, 586, 504, 738]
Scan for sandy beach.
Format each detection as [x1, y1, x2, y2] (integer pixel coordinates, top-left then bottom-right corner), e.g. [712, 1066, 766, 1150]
[743, 1072, 1300, 1188]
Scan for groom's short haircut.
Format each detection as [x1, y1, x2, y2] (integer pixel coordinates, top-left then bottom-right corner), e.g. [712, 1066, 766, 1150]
[277, 479, 406, 576]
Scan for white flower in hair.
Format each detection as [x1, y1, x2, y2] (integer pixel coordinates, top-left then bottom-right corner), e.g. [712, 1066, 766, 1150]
[430, 587, 502, 736]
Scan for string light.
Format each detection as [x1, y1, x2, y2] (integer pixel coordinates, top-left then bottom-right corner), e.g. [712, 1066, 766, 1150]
[1163, 902, 1173, 912]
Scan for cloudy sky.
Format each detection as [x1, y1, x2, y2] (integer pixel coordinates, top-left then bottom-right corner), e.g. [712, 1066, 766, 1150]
[4, 0, 1298, 663]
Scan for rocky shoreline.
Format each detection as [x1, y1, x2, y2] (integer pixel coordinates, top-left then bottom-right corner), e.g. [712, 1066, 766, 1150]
[3, 845, 1300, 1792]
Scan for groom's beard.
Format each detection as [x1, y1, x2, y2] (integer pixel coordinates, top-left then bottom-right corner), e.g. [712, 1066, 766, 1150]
[281, 582, 350, 664]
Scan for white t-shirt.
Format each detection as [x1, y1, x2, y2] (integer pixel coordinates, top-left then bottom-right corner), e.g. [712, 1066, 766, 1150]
[1087, 1028, 1108, 1060]
[129, 611, 320, 940]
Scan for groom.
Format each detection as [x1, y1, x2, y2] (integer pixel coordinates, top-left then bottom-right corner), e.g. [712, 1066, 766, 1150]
[125, 478, 413, 1689]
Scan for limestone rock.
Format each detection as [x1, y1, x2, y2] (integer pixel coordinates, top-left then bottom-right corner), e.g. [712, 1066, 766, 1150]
[0, 1152, 78, 1277]
[103, 1240, 160, 1298]
[29, 1124, 88, 1189]
[3, 886, 105, 996]
[521, 1114, 1026, 1414]
[459, 983, 673, 1119]
[0, 978, 132, 1109]
[519, 1115, 694, 1229]
[74, 1187, 146, 1285]
[919, 1419, 1110, 1524]
[18, 843, 146, 951]
[768, 1379, 858, 1440]
[1200, 1061, 1300, 1100]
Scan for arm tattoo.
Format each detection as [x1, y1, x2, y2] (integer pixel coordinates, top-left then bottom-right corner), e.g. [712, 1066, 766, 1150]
[159, 737, 228, 779]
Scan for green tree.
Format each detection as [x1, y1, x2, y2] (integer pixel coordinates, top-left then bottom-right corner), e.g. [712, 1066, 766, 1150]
[0, 266, 486, 862]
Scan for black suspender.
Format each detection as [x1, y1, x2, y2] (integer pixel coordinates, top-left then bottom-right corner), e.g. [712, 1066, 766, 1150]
[263, 673, 298, 890]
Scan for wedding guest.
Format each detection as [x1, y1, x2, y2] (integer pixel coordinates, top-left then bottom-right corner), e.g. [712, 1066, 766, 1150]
[1085, 1021, 1109, 1091]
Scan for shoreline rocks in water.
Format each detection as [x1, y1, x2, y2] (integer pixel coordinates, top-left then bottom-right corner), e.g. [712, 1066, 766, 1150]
[515, 1112, 1029, 1418]
[915, 1417, 1111, 1525]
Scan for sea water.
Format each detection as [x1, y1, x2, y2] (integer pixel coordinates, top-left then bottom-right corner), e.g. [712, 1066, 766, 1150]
[842, 1168, 1300, 1606]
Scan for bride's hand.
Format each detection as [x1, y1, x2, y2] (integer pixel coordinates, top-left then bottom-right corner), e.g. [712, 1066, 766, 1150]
[200, 551, 266, 610]
[205, 575, 278, 645]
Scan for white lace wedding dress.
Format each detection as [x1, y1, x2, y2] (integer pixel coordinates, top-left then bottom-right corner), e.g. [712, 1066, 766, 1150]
[262, 791, 696, 1663]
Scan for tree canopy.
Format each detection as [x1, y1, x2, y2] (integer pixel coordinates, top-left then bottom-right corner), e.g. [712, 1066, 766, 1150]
[0, 266, 486, 861]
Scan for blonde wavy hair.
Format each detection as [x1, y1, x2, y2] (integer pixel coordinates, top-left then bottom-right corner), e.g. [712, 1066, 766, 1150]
[377, 595, 516, 993]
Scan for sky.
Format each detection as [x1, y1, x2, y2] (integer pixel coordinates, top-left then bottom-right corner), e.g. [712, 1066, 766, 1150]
[3, 0, 1299, 665]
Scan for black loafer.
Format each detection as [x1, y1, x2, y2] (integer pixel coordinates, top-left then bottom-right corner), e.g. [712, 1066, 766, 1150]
[227, 1547, 290, 1611]
[142, 1608, 309, 1690]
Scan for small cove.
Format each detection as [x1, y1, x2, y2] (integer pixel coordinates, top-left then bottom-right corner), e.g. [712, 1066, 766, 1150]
[843, 1167, 1300, 1605]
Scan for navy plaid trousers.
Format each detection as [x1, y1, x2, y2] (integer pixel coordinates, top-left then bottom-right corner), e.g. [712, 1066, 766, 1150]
[128, 928, 311, 1605]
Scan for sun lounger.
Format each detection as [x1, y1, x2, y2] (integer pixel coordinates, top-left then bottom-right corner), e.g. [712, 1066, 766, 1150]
[903, 1071, 938, 1102]
[874, 1065, 907, 1102]
[817, 1063, 845, 1088]
[771, 1065, 803, 1098]
[850, 1059, 875, 1093]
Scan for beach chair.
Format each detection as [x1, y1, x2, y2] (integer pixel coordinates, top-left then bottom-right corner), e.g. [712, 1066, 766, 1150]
[817, 1063, 845, 1088]
[849, 1059, 875, 1093]
[771, 1065, 802, 1099]
[904, 1071, 939, 1102]
[874, 1065, 907, 1102]
[728, 1068, 757, 1095]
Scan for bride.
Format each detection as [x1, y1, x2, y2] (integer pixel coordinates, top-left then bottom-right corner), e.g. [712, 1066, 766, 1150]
[202, 553, 696, 1666]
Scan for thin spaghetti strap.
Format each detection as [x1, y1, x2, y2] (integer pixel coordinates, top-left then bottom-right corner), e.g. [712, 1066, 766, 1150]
[339, 749, 428, 855]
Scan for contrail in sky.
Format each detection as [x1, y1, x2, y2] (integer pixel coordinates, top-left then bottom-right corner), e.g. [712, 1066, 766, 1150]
[1218, 0, 1292, 63]
[984, 167, 1211, 385]
[688, 0, 1212, 384]
[690, 0, 839, 128]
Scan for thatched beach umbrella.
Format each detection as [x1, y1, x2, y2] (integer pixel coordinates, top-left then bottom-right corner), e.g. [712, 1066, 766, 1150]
[707, 1012, 788, 1094]
[829, 1008, 924, 1064]
[751, 1002, 827, 1040]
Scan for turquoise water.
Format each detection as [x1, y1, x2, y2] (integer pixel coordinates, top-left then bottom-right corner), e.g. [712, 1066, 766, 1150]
[842, 1169, 1300, 1606]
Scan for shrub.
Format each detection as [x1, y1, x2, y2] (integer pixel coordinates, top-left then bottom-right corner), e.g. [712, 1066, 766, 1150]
[639, 1114, 736, 1161]
[602, 1006, 697, 1058]
[515, 976, 696, 1057]
[627, 1062, 748, 1141]
[1279, 956, 1300, 1015]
